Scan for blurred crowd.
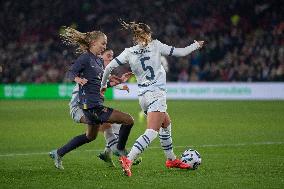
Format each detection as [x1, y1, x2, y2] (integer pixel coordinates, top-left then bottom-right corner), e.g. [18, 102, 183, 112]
[0, 0, 283, 83]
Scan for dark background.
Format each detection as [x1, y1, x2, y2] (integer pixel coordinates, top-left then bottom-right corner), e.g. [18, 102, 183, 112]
[1, 0, 283, 83]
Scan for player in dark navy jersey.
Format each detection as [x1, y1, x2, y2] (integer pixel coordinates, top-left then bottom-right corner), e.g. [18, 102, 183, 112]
[49, 27, 134, 169]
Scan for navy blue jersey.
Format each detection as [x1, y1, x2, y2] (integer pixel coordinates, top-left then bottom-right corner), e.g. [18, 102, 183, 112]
[67, 52, 105, 109]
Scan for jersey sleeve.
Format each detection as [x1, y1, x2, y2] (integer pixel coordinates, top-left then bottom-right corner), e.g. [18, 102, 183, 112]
[155, 40, 175, 56]
[101, 49, 129, 88]
[114, 49, 129, 65]
[156, 40, 201, 57]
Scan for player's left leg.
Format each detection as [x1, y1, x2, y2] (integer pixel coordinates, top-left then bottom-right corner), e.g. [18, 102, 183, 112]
[159, 113, 176, 160]
[100, 123, 118, 155]
[160, 113, 190, 169]
[97, 123, 117, 167]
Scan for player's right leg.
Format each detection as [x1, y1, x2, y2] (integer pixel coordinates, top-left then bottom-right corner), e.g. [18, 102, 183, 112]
[49, 108, 100, 170]
[49, 124, 99, 169]
[99, 123, 119, 155]
[49, 150, 64, 169]
[126, 111, 164, 161]
[120, 112, 163, 176]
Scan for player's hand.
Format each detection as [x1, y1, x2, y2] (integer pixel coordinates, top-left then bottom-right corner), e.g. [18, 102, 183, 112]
[109, 75, 122, 82]
[194, 40, 205, 49]
[100, 87, 107, 96]
[109, 75, 122, 86]
[121, 72, 133, 82]
[74, 77, 88, 86]
[122, 85, 129, 93]
[109, 75, 121, 86]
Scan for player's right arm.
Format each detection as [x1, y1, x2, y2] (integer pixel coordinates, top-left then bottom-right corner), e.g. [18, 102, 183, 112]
[157, 40, 204, 57]
[101, 49, 129, 90]
[67, 54, 88, 86]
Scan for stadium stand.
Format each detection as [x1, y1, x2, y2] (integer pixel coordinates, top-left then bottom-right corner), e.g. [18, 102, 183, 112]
[0, 0, 283, 83]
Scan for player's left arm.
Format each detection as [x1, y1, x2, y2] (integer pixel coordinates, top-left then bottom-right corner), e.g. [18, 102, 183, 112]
[158, 40, 204, 57]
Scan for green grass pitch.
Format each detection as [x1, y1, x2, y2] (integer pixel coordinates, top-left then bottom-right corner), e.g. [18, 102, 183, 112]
[0, 100, 284, 189]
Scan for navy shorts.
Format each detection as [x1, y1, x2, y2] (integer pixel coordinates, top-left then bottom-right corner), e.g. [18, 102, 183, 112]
[83, 105, 113, 125]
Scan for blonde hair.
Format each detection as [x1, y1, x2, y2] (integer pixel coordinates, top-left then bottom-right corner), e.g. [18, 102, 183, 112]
[60, 26, 105, 54]
[119, 19, 152, 46]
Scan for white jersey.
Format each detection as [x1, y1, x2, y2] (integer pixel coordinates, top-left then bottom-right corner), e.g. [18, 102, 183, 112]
[69, 84, 80, 109]
[101, 39, 200, 95]
[161, 56, 169, 73]
[115, 40, 170, 95]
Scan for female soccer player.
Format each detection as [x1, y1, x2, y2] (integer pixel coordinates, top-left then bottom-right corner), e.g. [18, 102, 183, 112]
[101, 20, 204, 176]
[49, 27, 135, 170]
[67, 49, 141, 167]
[68, 49, 130, 167]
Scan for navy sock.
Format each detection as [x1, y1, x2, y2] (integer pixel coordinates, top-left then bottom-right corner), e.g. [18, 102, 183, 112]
[117, 124, 133, 150]
[57, 134, 91, 157]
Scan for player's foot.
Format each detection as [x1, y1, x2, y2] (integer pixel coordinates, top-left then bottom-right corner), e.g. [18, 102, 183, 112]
[49, 150, 64, 170]
[166, 159, 190, 169]
[98, 151, 115, 167]
[132, 157, 142, 166]
[113, 149, 128, 157]
[114, 149, 142, 166]
[119, 156, 132, 177]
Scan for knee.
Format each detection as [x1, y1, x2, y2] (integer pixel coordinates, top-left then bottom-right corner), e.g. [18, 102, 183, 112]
[86, 134, 97, 141]
[86, 130, 98, 141]
[162, 115, 171, 128]
[99, 123, 111, 132]
[125, 114, 134, 126]
[162, 120, 171, 128]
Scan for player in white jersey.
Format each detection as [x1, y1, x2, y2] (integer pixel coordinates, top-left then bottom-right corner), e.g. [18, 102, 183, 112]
[101, 20, 204, 176]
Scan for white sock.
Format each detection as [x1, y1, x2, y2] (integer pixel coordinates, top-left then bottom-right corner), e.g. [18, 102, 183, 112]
[104, 147, 112, 155]
[159, 124, 176, 160]
[127, 129, 158, 161]
[104, 127, 118, 154]
[111, 123, 121, 137]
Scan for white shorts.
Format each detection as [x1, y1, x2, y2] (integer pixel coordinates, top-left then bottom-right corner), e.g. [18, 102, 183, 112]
[70, 106, 84, 123]
[139, 90, 167, 114]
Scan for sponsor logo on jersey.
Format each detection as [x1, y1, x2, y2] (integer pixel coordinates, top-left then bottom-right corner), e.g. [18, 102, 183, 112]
[133, 49, 150, 55]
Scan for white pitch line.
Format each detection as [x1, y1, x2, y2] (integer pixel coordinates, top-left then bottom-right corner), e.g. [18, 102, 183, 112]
[0, 141, 283, 157]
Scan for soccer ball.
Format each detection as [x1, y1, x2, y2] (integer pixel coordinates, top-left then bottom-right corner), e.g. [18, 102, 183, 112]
[181, 149, 202, 170]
